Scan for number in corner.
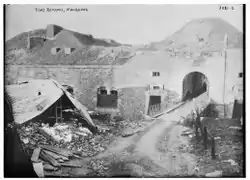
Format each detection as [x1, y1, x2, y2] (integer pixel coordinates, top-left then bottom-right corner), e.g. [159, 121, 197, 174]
[219, 5, 235, 11]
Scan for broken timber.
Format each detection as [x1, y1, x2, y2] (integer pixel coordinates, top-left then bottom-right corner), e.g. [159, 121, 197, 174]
[40, 151, 60, 167]
[31, 147, 41, 163]
[45, 172, 70, 177]
[43, 163, 59, 171]
[58, 159, 64, 163]
[43, 149, 67, 160]
[42, 145, 82, 158]
[60, 162, 82, 168]
[38, 129, 55, 142]
[41, 145, 70, 158]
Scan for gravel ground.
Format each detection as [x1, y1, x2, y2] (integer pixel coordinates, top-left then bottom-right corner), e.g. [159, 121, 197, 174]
[188, 118, 244, 177]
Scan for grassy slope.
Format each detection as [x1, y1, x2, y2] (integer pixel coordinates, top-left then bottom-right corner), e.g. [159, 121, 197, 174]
[5, 27, 134, 66]
[147, 18, 242, 51]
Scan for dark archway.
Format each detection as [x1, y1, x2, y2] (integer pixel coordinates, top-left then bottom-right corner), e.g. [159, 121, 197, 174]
[182, 71, 209, 101]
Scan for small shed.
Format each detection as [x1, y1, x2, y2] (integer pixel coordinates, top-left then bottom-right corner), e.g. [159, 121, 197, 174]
[6, 79, 96, 132]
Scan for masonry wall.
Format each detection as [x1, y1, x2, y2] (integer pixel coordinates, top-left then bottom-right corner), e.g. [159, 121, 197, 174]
[114, 49, 243, 118]
[118, 87, 146, 121]
[5, 48, 243, 120]
[29, 37, 45, 49]
[5, 65, 149, 121]
[5, 65, 115, 110]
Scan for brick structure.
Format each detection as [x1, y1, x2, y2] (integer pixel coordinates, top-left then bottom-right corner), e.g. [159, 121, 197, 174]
[46, 24, 63, 39]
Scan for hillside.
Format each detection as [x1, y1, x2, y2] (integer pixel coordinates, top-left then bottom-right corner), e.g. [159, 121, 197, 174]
[5, 18, 243, 65]
[5, 25, 134, 66]
[145, 18, 243, 52]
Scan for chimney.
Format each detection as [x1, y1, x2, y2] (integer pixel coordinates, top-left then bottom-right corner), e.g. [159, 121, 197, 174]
[27, 32, 30, 49]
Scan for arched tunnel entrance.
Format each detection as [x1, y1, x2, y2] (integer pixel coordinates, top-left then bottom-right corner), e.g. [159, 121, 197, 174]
[182, 71, 209, 101]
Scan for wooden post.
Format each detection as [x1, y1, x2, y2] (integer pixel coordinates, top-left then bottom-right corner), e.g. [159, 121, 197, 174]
[55, 106, 57, 124]
[223, 33, 228, 118]
[197, 111, 203, 135]
[203, 126, 208, 149]
[195, 126, 199, 141]
[149, 106, 152, 116]
[60, 98, 63, 122]
[193, 111, 198, 140]
[211, 137, 216, 160]
[31, 147, 41, 163]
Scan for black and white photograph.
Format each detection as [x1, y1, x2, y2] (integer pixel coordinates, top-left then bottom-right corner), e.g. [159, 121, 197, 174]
[3, 4, 245, 178]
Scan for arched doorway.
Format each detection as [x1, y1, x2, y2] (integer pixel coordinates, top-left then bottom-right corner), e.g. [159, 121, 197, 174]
[182, 71, 209, 101]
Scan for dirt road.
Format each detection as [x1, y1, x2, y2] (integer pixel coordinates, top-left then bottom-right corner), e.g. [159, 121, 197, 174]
[71, 93, 209, 177]
[127, 95, 208, 177]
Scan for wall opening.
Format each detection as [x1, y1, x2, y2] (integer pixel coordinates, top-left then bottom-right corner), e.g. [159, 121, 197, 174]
[96, 86, 118, 108]
[232, 99, 243, 120]
[149, 95, 161, 106]
[152, 72, 160, 77]
[153, 86, 160, 90]
[182, 71, 209, 101]
[147, 95, 161, 115]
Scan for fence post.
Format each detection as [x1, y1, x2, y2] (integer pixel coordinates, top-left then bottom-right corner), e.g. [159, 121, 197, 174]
[195, 126, 199, 140]
[193, 112, 199, 140]
[211, 137, 216, 159]
[203, 126, 208, 149]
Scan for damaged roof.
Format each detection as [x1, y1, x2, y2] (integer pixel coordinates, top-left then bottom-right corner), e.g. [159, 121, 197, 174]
[6, 79, 96, 128]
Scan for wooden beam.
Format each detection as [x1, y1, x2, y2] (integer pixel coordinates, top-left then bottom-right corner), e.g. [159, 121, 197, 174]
[31, 147, 41, 163]
[43, 163, 59, 171]
[43, 149, 63, 160]
[40, 151, 60, 167]
[60, 162, 82, 168]
[41, 145, 71, 157]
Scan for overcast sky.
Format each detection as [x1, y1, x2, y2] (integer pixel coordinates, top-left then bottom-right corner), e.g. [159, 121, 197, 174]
[5, 4, 243, 45]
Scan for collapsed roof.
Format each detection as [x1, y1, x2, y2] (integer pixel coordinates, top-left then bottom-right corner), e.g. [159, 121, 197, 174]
[6, 79, 96, 129]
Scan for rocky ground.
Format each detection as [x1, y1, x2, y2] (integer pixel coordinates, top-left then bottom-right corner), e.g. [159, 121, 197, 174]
[187, 118, 244, 177]
[84, 97, 243, 177]
[17, 113, 155, 177]
[72, 96, 206, 177]
[17, 97, 243, 177]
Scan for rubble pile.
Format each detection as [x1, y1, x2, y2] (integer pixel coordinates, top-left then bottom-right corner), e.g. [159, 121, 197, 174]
[119, 121, 143, 130]
[30, 145, 83, 176]
[17, 121, 107, 158]
[117, 119, 154, 138]
[89, 159, 108, 176]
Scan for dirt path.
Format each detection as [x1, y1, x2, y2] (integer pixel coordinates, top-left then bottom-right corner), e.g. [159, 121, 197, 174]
[155, 124, 197, 176]
[71, 93, 209, 177]
[129, 102, 199, 176]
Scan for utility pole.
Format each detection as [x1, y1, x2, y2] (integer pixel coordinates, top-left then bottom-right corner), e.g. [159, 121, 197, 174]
[27, 32, 30, 49]
[223, 33, 228, 118]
